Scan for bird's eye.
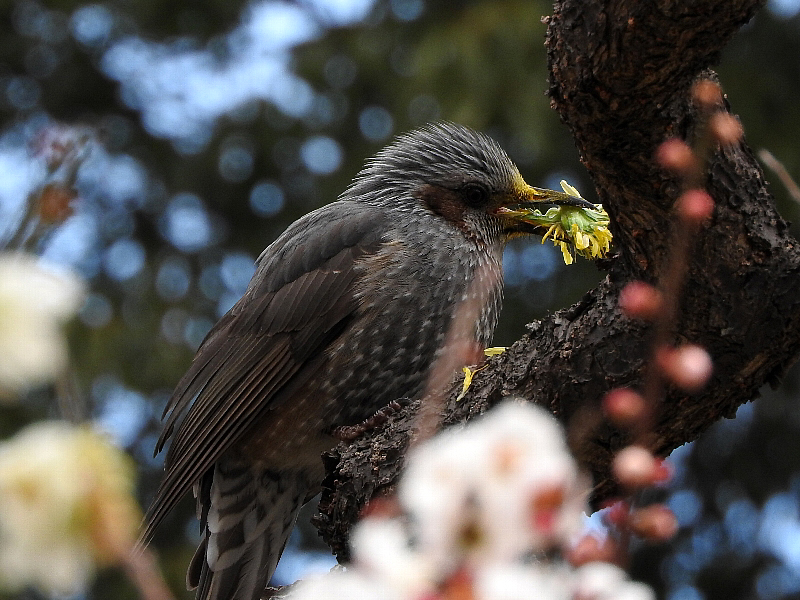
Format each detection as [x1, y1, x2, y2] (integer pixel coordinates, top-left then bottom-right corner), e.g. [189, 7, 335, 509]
[461, 182, 490, 208]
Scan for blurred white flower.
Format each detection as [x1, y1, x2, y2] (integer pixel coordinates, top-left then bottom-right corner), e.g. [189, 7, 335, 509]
[0, 421, 141, 595]
[474, 563, 572, 600]
[472, 561, 655, 600]
[0, 252, 85, 395]
[289, 400, 654, 600]
[573, 562, 656, 600]
[399, 400, 587, 568]
[350, 516, 436, 597]
[475, 402, 588, 555]
[288, 568, 401, 600]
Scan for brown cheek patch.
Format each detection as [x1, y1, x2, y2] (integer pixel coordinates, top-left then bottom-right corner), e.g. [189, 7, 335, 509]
[415, 184, 466, 226]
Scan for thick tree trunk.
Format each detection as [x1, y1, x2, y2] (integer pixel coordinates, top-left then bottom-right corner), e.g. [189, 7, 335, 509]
[314, 0, 800, 563]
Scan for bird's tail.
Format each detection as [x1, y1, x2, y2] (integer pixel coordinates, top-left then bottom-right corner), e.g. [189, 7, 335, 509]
[189, 460, 309, 600]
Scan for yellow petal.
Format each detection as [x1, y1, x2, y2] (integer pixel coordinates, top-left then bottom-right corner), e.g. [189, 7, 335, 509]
[483, 347, 507, 357]
[559, 242, 574, 265]
[457, 367, 475, 402]
[542, 223, 558, 242]
[560, 180, 583, 198]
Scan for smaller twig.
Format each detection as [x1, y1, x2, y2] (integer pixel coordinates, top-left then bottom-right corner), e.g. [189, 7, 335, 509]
[759, 149, 800, 206]
[3, 124, 91, 251]
[121, 547, 176, 600]
[636, 214, 697, 443]
[635, 82, 725, 445]
[4, 207, 40, 250]
[592, 81, 730, 566]
[55, 368, 87, 423]
[411, 263, 500, 446]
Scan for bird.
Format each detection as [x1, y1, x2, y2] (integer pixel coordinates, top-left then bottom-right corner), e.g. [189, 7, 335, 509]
[144, 122, 594, 600]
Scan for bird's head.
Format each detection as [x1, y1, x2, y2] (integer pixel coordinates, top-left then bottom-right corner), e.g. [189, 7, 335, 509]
[345, 122, 596, 244]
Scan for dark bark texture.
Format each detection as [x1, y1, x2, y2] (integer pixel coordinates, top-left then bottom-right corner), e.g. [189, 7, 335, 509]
[314, 0, 800, 563]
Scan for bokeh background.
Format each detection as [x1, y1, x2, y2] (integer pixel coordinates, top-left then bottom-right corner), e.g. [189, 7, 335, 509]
[1, 0, 800, 598]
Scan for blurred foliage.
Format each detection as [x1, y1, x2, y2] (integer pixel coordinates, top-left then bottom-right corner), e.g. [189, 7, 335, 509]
[0, 0, 798, 598]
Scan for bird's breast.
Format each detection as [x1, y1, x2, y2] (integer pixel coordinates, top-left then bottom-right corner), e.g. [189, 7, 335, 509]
[318, 230, 504, 428]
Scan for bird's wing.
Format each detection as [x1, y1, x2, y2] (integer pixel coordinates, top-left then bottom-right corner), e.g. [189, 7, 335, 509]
[143, 203, 386, 540]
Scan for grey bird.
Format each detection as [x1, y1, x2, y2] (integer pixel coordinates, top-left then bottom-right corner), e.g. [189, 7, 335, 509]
[144, 122, 593, 600]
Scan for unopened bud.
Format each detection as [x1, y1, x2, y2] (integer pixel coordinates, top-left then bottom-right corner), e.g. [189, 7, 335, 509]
[656, 138, 695, 173]
[657, 344, 713, 392]
[692, 80, 723, 110]
[567, 534, 620, 566]
[676, 189, 714, 224]
[629, 504, 678, 541]
[37, 183, 76, 224]
[619, 282, 662, 320]
[653, 458, 672, 484]
[710, 113, 744, 146]
[603, 388, 647, 427]
[602, 500, 630, 528]
[613, 445, 658, 488]
[360, 496, 401, 519]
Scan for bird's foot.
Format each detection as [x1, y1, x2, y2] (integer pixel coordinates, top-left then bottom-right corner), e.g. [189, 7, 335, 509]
[332, 400, 403, 442]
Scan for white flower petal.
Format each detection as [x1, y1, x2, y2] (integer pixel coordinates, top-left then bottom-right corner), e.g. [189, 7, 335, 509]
[0, 253, 85, 392]
[0, 422, 139, 595]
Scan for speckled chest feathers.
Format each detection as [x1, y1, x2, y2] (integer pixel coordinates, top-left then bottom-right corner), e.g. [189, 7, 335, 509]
[320, 205, 505, 428]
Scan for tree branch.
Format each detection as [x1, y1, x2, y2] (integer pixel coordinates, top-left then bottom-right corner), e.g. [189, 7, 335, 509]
[314, 0, 800, 562]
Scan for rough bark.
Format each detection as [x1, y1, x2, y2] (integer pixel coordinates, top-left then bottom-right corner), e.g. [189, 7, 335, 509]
[314, 0, 800, 563]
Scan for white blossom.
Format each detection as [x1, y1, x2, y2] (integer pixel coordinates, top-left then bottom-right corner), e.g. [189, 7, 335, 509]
[350, 516, 436, 597]
[474, 563, 573, 600]
[288, 400, 655, 600]
[0, 253, 85, 395]
[0, 421, 141, 595]
[399, 400, 587, 567]
[288, 568, 401, 600]
[572, 562, 656, 600]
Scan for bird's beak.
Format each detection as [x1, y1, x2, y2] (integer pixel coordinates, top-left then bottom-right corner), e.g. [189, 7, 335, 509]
[494, 179, 595, 236]
[508, 181, 596, 211]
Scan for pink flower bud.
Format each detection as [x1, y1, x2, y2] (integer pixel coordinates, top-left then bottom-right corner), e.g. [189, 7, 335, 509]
[619, 282, 663, 320]
[602, 500, 630, 528]
[691, 80, 723, 110]
[677, 189, 714, 223]
[567, 534, 620, 567]
[360, 496, 401, 519]
[656, 138, 695, 173]
[603, 388, 647, 427]
[613, 445, 658, 488]
[652, 458, 672, 484]
[657, 344, 713, 392]
[710, 113, 744, 146]
[629, 504, 678, 541]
